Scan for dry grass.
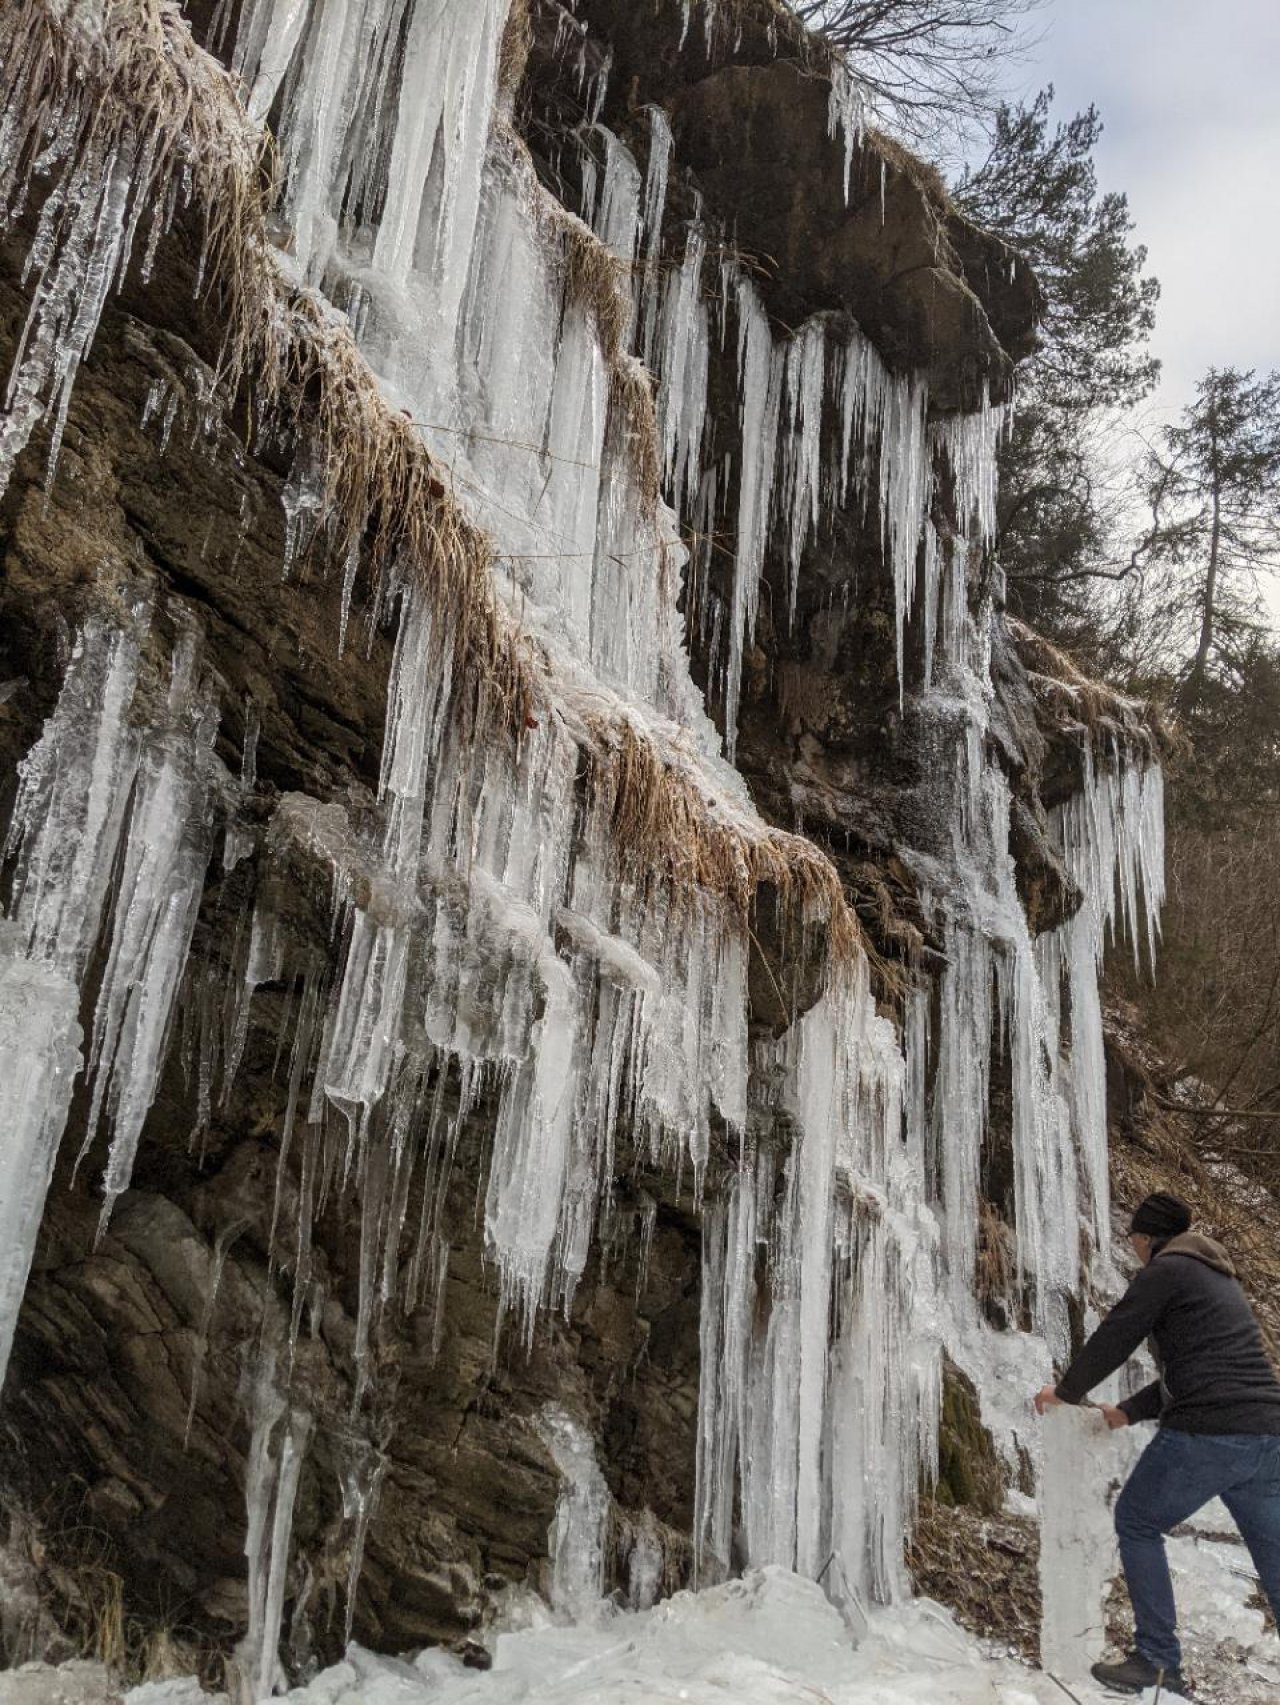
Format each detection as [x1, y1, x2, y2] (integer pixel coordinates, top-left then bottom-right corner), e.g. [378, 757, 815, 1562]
[585, 712, 871, 963]
[0, 0, 277, 376]
[498, 0, 534, 103]
[1009, 619, 1176, 759]
[1, 0, 876, 967]
[864, 126, 952, 214]
[524, 146, 663, 517]
[909, 1500, 1040, 1660]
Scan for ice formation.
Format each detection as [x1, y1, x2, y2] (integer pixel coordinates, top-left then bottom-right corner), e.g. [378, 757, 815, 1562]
[237, 1349, 314, 1703]
[0, 0, 1170, 1664]
[255, 1548, 1280, 1705]
[1038, 1404, 1117, 1683]
[0, 609, 224, 1381]
[538, 1406, 613, 1622]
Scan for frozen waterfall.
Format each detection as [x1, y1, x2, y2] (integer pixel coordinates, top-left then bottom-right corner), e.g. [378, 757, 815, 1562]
[0, 0, 1168, 1654]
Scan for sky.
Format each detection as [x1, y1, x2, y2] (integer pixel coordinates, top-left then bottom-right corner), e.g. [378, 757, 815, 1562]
[1022, 0, 1280, 428]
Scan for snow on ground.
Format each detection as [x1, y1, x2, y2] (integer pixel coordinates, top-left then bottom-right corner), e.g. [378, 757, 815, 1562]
[263, 1552, 1274, 1705]
[3, 1509, 1276, 1705]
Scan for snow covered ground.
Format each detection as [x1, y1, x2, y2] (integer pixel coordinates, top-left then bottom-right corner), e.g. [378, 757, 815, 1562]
[2, 1521, 1276, 1705]
[264, 1539, 1276, 1705]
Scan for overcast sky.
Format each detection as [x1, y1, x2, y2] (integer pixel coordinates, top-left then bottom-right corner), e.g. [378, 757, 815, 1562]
[1021, 0, 1280, 427]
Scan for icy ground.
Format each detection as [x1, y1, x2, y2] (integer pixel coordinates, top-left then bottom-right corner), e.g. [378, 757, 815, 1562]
[2, 1522, 1277, 1705]
[272, 1542, 1280, 1705]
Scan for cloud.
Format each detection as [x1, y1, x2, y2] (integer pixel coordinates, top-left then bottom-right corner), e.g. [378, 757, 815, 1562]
[1026, 0, 1280, 421]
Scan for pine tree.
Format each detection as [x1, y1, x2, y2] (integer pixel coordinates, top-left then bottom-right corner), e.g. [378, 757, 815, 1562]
[1136, 368, 1280, 713]
[952, 90, 1160, 655]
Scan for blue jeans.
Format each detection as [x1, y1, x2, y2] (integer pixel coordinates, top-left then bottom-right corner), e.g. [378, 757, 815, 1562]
[1115, 1428, 1280, 1670]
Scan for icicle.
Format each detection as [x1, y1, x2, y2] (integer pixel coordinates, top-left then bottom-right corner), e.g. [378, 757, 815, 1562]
[1040, 746, 1168, 1260]
[225, 703, 261, 872]
[831, 325, 931, 695]
[639, 109, 674, 368]
[0, 139, 141, 499]
[827, 59, 866, 204]
[537, 1406, 611, 1621]
[186, 1219, 246, 1447]
[320, 589, 451, 1117]
[931, 392, 1006, 557]
[485, 950, 580, 1336]
[85, 630, 221, 1233]
[5, 613, 145, 977]
[236, 1347, 313, 1705]
[339, 1439, 388, 1645]
[656, 223, 710, 523]
[779, 321, 827, 625]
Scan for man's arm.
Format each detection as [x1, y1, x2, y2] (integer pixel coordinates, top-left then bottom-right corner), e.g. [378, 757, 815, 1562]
[1055, 1264, 1173, 1403]
[1117, 1380, 1164, 1424]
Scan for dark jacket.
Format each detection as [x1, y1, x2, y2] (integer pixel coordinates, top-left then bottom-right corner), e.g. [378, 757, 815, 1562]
[1056, 1233, 1280, 1434]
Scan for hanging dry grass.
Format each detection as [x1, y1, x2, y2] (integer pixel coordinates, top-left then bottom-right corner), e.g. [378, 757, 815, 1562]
[526, 152, 664, 516]
[864, 126, 953, 215]
[610, 355, 664, 518]
[0, 0, 872, 961]
[585, 712, 870, 965]
[498, 0, 534, 102]
[258, 292, 537, 728]
[561, 213, 634, 366]
[0, 0, 277, 378]
[1008, 618, 1176, 759]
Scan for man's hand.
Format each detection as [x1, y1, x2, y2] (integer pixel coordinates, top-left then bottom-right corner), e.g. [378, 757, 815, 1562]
[1097, 1403, 1131, 1431]
[1034, 1384, 1064, 1415]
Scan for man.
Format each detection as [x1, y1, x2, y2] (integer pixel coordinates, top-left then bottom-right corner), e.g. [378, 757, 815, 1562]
[1034, 1191, 1280, 1698]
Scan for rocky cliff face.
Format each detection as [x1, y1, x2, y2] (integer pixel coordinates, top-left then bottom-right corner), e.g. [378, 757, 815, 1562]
[0, 0, 1162, 1686]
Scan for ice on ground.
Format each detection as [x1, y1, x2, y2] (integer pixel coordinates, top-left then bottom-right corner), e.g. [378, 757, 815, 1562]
[261, 1564, 1250, 1705]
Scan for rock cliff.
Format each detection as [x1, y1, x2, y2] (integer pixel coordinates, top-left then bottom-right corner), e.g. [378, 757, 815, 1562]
[0, 0, 1163, 1685]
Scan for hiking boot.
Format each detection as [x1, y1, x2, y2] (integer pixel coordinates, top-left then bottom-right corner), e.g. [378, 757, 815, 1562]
[1090, 1651, 1192, 1696]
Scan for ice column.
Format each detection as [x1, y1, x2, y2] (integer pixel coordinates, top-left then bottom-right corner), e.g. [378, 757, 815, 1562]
[236, 1348, 313, 1704]
[638, 110, 674, 366]
[84, 628, 221, 1232]
[723, 272, 782, 760]
[0, 137, 141, 498]
[537, 1405, 611, 1621]
[0, 941, 84, 1387]
[693, 1152, 761, 1583]
[0, 615, 145, 1387]
[696, 964, 941, 1605]
[930, 921, 992, 1300]
[1038, 1403, 1116, 1683]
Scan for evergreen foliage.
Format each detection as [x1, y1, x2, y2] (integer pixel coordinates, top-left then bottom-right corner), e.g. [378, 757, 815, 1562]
[1136, 368, 1280, 715]
[952, 90, 1160, 653]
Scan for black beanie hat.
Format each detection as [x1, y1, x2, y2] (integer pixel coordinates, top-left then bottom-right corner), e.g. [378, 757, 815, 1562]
[1130, 1192, 1193, 1239]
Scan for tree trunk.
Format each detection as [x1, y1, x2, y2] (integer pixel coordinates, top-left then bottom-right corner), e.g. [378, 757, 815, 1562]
[1178, 446, 1223, 712]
